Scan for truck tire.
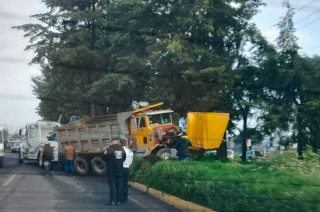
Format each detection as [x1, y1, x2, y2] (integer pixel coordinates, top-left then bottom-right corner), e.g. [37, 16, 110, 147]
[91, 156, 107, 175]
[74, 157, 90, 175]
[156, 148, 172, 160]
[38, 152, 44, 169]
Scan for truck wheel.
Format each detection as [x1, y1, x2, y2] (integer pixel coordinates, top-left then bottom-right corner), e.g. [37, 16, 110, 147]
[74, 157, 89, 175]
[91, 156, 107, 175]
[156, 148, 172, 160]
[38, 153, 44, 169]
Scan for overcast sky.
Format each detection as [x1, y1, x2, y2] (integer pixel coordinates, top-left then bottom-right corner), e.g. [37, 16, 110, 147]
[0, 0, 320, 132]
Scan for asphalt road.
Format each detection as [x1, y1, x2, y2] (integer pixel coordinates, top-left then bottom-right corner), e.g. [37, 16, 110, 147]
[0, 149, 181, 212]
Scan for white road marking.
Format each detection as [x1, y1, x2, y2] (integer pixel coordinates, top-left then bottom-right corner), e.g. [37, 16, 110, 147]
[2, 175, 16, 187]
[129, 196, 147, 209]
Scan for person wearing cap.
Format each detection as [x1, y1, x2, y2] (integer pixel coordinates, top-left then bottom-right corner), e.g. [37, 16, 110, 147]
[120, 139, 133, 203]
[104, 138, 126, 206]
[42, 141, 54, 176]
[173, 132, 192, 161]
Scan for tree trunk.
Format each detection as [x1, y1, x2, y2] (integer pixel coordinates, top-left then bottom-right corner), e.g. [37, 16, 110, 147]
[241, 113, 248, 162]
[296, 112, 304, 159]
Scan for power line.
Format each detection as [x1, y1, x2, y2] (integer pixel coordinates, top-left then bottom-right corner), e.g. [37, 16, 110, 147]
[295, 0, 319, 13]
[262, 0, 319, 34]
[304, 44, 320, 51]
[295, 7, 320, 25]
[296, 16, 320, 30]
[265, 15, 320, 44]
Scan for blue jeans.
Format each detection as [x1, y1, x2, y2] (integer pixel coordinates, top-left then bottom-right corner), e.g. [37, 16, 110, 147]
[64, 159, 74, 175]
[43, 156, 52, 175]
[44, 160, 51, 175]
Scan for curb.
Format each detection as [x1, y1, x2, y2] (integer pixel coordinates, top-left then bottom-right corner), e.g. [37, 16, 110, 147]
[129, 182, 215, 212]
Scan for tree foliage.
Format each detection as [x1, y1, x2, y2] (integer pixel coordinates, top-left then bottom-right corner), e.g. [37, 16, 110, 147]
[14, 0, 263, 115]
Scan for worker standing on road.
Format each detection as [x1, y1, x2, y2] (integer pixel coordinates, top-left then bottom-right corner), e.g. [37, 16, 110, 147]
[63, 144, 75, 176]
[120, 139, 133, 203]
[104, 138, 126, 206]
[173, 132, 192, 161]
[42, 141, 54, 176]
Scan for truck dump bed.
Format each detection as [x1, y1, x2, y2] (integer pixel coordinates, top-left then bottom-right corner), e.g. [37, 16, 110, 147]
[56, 115, 122, 154]
[187, 112, 229, 150]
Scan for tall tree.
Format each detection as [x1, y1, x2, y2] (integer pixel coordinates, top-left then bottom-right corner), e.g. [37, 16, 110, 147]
[299, 56, 320, 150]
[13, 0, 137, 119]
[261, 0, 310, 157]
[134, 0, 264, 114]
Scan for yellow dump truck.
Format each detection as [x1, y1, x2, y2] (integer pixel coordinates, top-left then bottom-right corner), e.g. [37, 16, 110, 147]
[56, 102, 229, 175]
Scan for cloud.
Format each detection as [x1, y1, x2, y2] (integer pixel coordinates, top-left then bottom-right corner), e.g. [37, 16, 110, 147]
[0, 10, 27, 20]
[0, 56, 30, 64]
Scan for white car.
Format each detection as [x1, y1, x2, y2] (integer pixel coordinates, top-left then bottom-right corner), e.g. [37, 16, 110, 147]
[11, 142, 22, 153]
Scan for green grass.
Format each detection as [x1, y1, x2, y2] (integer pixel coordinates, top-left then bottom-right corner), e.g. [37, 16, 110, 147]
[130, 150, 320, 211]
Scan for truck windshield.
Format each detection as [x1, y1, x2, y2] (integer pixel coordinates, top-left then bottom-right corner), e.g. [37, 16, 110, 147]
[148, 113, 171, 125]
[30, 122, 60, 140]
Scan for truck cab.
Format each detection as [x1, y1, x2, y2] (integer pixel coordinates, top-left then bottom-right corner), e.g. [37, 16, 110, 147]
[130, 109, 175, 147]
[18, 121, 61, 167]
[129, 102, 178, 157]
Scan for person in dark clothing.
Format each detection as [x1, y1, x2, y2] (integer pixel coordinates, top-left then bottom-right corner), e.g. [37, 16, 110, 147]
[173, 132, 192, 161]
[104, 138, 126, 206]
[42, 141, 54, 176]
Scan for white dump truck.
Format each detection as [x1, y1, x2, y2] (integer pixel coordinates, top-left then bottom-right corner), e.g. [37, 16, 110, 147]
[18, 121, 61, 168]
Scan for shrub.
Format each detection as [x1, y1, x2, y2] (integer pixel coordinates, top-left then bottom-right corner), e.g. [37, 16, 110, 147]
[130, 155, 320, 211]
